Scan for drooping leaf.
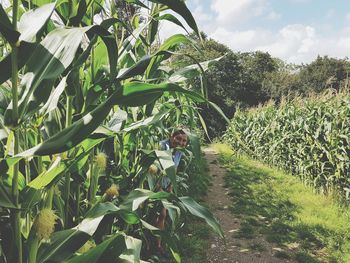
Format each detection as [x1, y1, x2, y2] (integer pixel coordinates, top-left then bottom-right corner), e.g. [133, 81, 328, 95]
[0, 3, 56, 84]
[27, 157, 65, 189]
[178, 196, 223, 238]
[39, 76, 67, 116]
[0, 42, 36, 85]
[0, 4, 20, 43]
[146, 34, 194, 78]
[37, 215, 106, 263]
[116, 82, 206, 107]
[169, 55, 225, 83]
[156, 13, 189, 35]
[1, 83, 206, 159]
[4, 25, 118, 126]
[148, 0, 199, 35]
[64, 234, 126, 263]
[0, 179, 15, 208]
[18, 3, 56, 42]
[120, 189, 171, 211]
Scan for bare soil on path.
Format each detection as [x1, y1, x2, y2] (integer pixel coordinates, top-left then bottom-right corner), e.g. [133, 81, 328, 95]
[203, 147, 296, 263]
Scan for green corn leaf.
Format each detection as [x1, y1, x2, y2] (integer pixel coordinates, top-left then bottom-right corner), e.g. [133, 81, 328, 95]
[0, 42, 36, 85]
[156, 13, 189, 35]
[178, 196, 224, 238]
[85, 202, 140, 225]
[0, 4, 20, 43]
[120, 189, 171, 211]
[37, 217, 103, 263]
[0, 179, 16, 208]
[116, 82, 206, 107]
[169, 55, 225, 83]
[1, 83, 206, 159]
[18, 3, 56, 43]
[0, 3, 56, 84]
[27, 157, 65, 189]
[146, 34, 194, 78]
[148, 0, 199, 36]
[64, 234, 126, 263]
[4, 25, 117, 127]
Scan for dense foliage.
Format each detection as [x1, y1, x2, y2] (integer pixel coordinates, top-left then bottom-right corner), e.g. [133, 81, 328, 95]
[224, 90, 350, 199]
[174, 36, 350, 138]
[0, 1, 224, 262]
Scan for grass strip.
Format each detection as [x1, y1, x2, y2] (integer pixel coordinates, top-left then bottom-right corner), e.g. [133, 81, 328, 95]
[212, 143, 350, 263]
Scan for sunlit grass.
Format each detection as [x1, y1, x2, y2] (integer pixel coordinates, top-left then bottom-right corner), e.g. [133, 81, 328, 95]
[212, 143, 350, 263]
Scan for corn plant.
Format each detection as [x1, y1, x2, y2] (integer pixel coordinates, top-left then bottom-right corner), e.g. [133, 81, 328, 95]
[225, 89, 350, 199]
[0, 0, 225, 262]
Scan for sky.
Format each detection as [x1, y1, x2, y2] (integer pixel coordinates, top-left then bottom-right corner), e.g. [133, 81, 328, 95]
[159, 0, 350, 64]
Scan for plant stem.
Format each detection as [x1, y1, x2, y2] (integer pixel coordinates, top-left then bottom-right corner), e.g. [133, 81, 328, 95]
[10, 0, 22, 261]
[63, 96, 73, 227]
[88, 152, 97, 207]
[75, 185, 80, 223]
[25, 158, 31, 234]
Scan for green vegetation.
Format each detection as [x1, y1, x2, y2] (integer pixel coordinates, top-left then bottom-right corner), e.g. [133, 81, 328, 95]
[175, 35, 350, 138]
[0, 1, 224, 262]
[178, 153, 211, 263]
[212, 143, 350, 263]
[225, 90, 350, 199]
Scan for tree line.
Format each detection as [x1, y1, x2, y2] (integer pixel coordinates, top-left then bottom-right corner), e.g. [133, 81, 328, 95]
[172, 33, 350, 138]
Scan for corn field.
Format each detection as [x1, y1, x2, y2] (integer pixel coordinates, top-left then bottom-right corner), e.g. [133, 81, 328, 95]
[225, 90, 350, 199]
[0, 1, 224, 262]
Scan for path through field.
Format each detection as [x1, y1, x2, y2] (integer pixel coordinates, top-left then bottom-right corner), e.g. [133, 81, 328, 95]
[203, 148, 296, 263]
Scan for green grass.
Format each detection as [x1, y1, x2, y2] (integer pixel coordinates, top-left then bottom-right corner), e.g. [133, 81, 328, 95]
[212, 143, 350, 263]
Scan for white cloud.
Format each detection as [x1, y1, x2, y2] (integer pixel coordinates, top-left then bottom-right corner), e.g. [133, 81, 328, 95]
[210, 24, 320, 63]
[159, 0, 350, 64]
[266, 11, 281, 20]
[211, 0, 269, 26]
[326, 9, 336, 18]
[209, 22, 350, 64]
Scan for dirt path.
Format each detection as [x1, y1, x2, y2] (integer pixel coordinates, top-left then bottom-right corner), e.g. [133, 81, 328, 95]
[203, 148, 296, 263]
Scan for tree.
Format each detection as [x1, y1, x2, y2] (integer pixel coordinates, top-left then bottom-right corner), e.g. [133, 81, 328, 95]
[298, 56, 350, 93]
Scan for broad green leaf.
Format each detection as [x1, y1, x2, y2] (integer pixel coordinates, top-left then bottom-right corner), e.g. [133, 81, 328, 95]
[0, 4, 20, 43]
[18, 3, 56, 42]
[146, 34, 194, 78]
[0, 3, 55, 84]
[116, 55, 152, 81]
[122, 108, 171, 132]
[85, 202, 140, 225]
[27, 157, 65, 189]
[37, 229, 91, 263]
[169, 55, 225, 83]
[116, 82, 206, 107]
[1, 83, 206, 158]
[37, 215, 106, 263]
[0, 179, 16, 208]
[20, 186, 43, 211]
[0, 42, 36, 85]
[120, 189, 171, 211]
[119, 236, 143, 263]
[119, 21, 150, 64]
[64, 234, 126, 263]
[39, 76, 67, 116]
[155, 150, 177, 193]
[4, 25, 117, 126]
[156, 13, 189, 35]
[179, 196, 224, 238]
[85, 202, 120, 218]
[148, 0, 199, 35]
